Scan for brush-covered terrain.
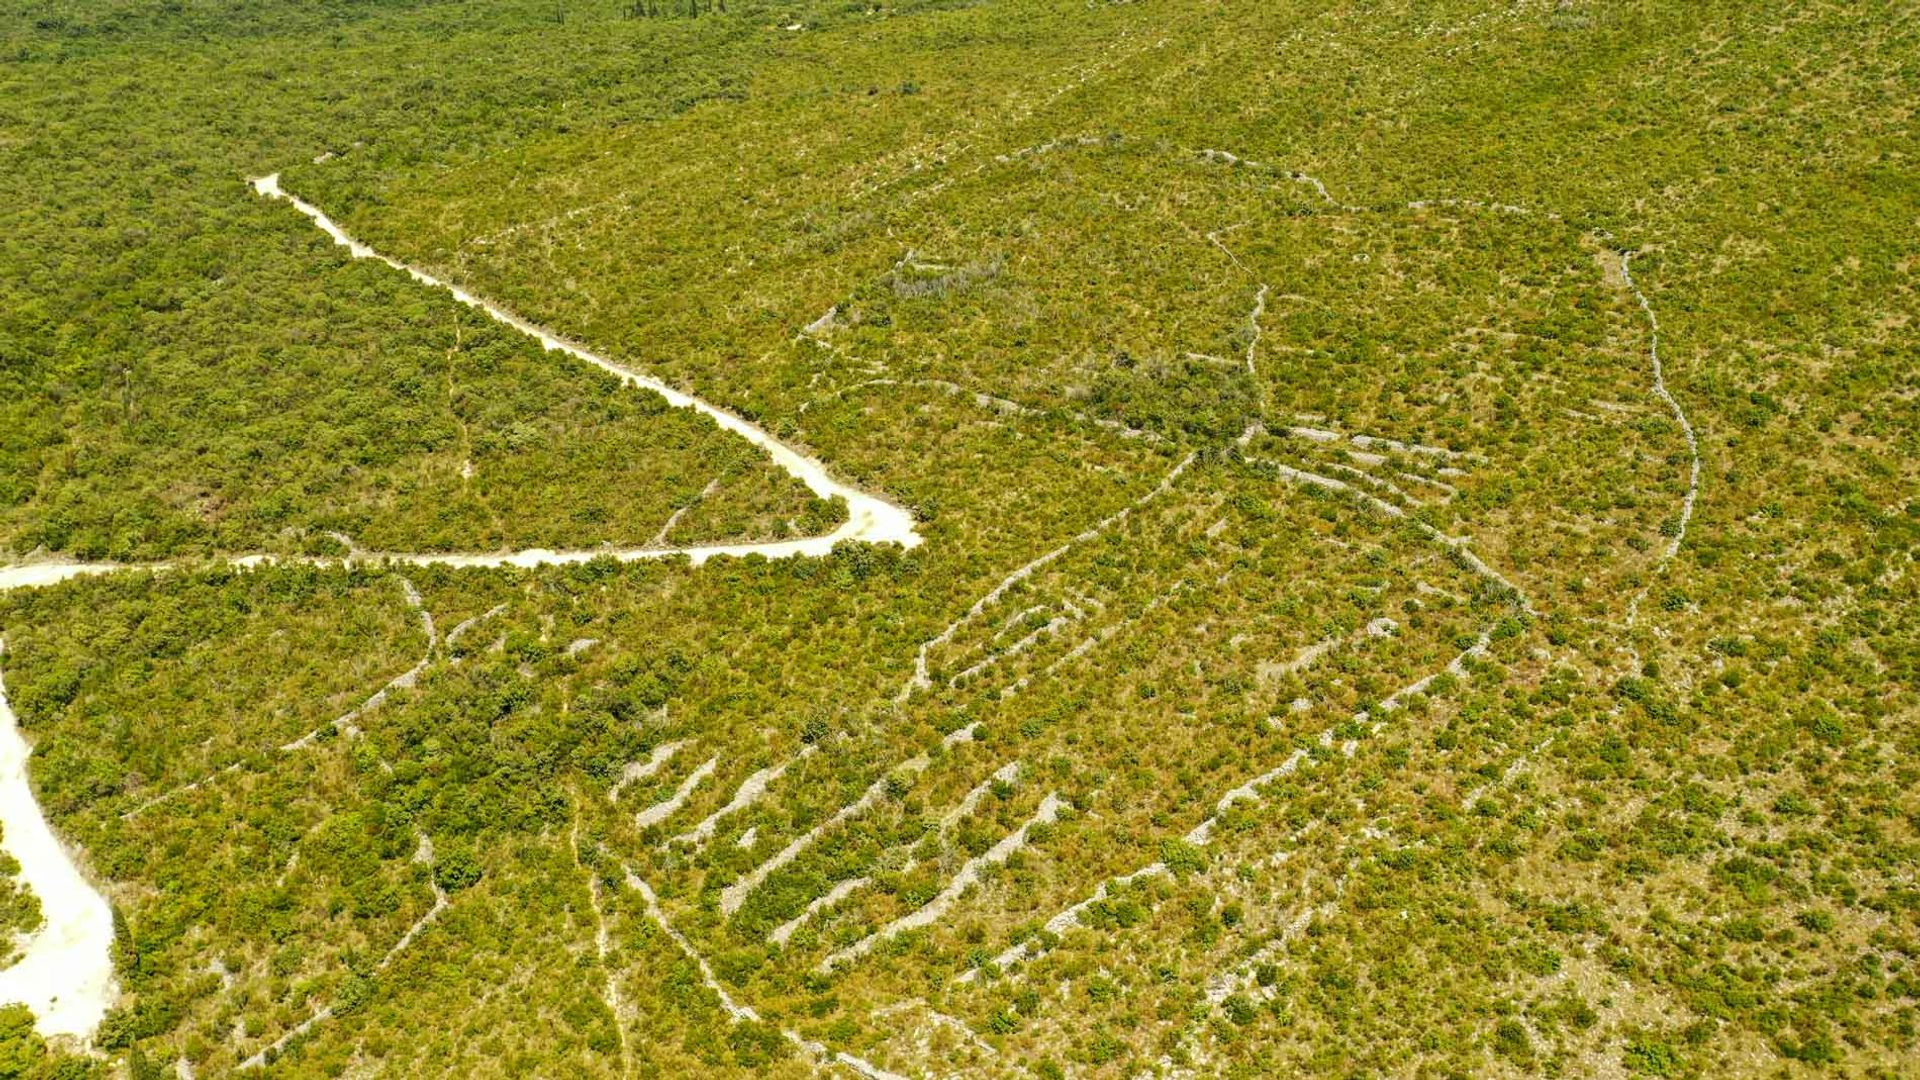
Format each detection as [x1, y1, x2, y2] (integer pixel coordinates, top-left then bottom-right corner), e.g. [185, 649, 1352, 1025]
[1, 0, 1916, 1076]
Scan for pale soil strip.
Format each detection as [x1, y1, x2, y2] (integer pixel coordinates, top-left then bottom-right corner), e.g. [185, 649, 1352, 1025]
[833, 1050, 910, 1080]
[653, 479, 720, 547]
[993, 605, 1050, 641]
[1202, 891, 1330, 1007]
[1204, 224, 1269, 380]
[930, 1010, 999, 1058]
[800, 377, 1024, 417]
[0, 644, 117, 1038]
[1263, 637, 1337, 680]
[958, 862, 1172, 982]
[379, 871, 448, 966]
[820, 793, 1065, 972]
[444, 603, 508, 653]
[1395, 470, 1457, 497]
[990, 134, 1105, 167]
[122, 576, 439, 821]
[1087, 416, 1165, 442]
[770, 877, 871, 947]
[378, 837, 449, 960]
[801, 376, 1163, 443]
[1206, 225, 1249, 273]
[1067, 589, 1106, 615]
[940, 762, 1022, 831]
[668, 746, 817, 848]
[1262, 459, 1392, 508]
[1406, 196, 1550, 219]
[1285, 425, 1341, 443]
[1156, 863, 1352, 1079]
[1184, 750, 1312, 845]
[1247, 453, 1530, 611]
[1243, 283, 1269, 375]
[1258, 617, 1394, 685]
[571, 792, 631, 1075]
[1364, 628, 1492, 728]
[802, 306, 840, 337]
[113, 763, 216, 822]
[872, 999, 999, 1058]
[1032, 573, 1213, 686]
[1349, 431, 1474, 462]
[1461, 737, 1552, 812]
[1351, 428, 1451, 457]
[462, 189, 635, 253]
[1061, 865, 1175, 922]
[626, 870, 759, 1023]
[240, 832, 446, 1069]
[768, 762, 1020, 946]
[899, 452, 1196, 702]
[0, 561, 126, 590]
[609, 741, 683, 802]
[949, 612, 1074, 686]
[624, 868, 907, 1080]
[725, 777, 899, 916]
[635, 756, 717, 830]
[722, 723, 980, 916]
[1619, 251, 1703, 617]
[286, 576, 437, 746]
[1195, 149, 1359, 212]
[1324, 461, 1424, 508]
[1284, 424, 1471, 464]
[238, 1005, 333, 1070]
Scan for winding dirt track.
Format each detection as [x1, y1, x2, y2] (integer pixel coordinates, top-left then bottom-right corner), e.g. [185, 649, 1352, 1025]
[0, 179, 919, 598]
[0, 172, 924, 1042]
[0, 649, 116, 1038]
